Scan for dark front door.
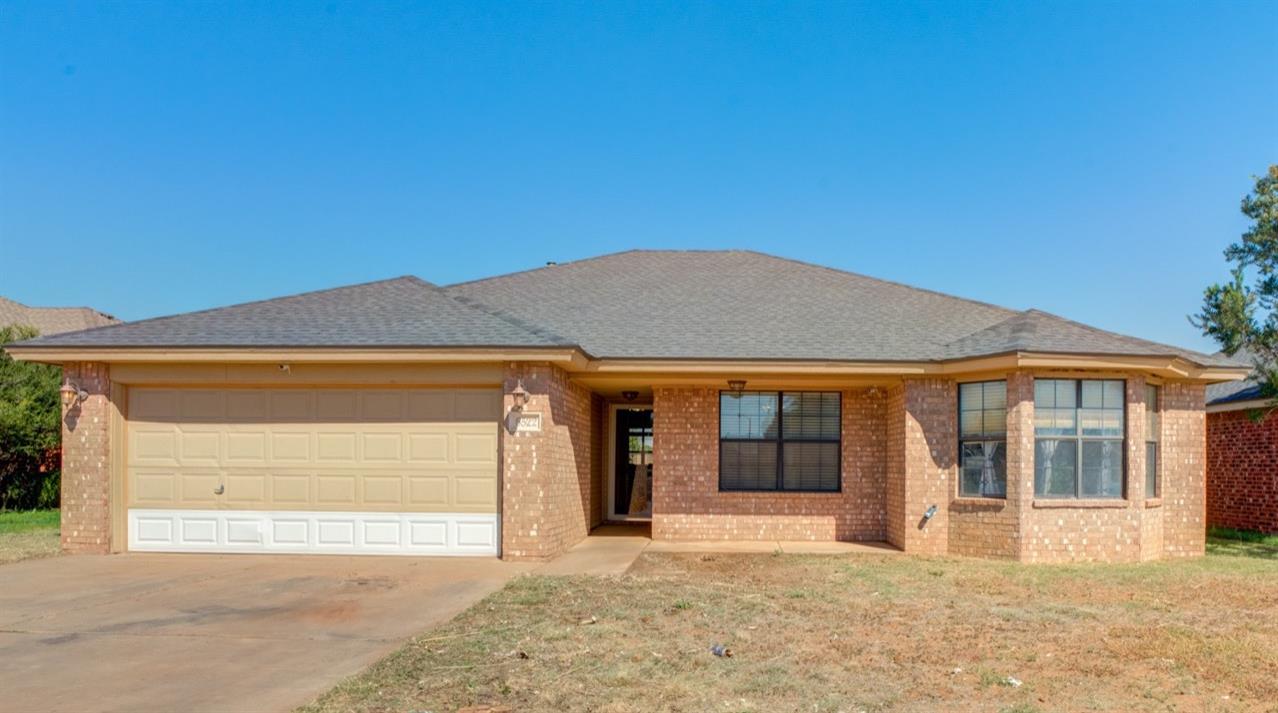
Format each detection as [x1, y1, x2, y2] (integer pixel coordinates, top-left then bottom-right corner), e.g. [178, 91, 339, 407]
[613, 407, 653, 519]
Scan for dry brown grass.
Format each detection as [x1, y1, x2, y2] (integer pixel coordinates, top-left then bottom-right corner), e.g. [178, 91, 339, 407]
[302, 543, 1278, 713]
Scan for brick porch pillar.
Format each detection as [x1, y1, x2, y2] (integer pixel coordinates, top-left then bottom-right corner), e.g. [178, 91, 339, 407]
[886, 378, 956, 555]
[60, 361, 113, 554]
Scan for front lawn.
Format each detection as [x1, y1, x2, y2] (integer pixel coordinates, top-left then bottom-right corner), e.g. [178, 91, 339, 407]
[303, 541, 1278, 713]
[0, 509, 60, 564]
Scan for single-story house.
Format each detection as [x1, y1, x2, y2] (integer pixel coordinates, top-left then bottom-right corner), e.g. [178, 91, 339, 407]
[1, 295, 120, 334]
[1206, 352, 1277, 534]
[8, 250, 1249, 563]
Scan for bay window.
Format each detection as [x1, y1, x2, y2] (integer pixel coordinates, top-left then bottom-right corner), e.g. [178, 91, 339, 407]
[1034, 379, 1125, 499]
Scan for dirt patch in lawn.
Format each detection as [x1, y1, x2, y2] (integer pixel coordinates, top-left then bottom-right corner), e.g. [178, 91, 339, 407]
[301, 547, 1278, 713]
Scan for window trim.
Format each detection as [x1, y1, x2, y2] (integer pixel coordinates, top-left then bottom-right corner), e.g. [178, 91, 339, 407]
[1033, 378, 1127, 500]
[957, 379, 1008, 499]
[1145, 384, 1160, 499]
[718, 390, 842, 493]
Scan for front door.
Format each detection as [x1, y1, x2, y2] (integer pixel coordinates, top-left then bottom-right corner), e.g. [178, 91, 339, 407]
[611, 407, 653, 520]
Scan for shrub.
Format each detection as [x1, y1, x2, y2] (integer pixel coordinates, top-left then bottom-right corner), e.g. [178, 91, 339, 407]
[0, 325, 61, 510]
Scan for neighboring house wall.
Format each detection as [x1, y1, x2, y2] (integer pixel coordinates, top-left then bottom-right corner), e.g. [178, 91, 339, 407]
[500, 362, 603, 560]
[651, 387, 888, 541]
[1207, 408, 1278, 534]
[59, 362, 114, 554]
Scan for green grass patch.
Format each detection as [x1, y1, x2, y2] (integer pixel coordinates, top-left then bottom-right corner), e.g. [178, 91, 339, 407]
[0, 509, 59, 534]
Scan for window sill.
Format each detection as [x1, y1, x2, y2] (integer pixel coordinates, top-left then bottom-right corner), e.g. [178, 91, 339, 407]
[1144, 498, 1163, 509]
[1032, 499, 1129, 509]
[951, 497, 1008, 508]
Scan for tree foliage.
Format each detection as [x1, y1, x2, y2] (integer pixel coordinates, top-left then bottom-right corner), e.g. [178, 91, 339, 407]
[0, 325, 61, 510]
[1194, 165, 1278, 408]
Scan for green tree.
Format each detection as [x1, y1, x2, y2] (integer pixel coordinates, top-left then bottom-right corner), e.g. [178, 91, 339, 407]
[1194, 165, 1278, 411]
[0, 325, 62, 509]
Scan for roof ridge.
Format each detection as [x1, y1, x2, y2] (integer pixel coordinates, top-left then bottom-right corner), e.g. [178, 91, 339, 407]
[444, 249, 647, 288]
[20, 275, 426, 342]
[738, 250, 1020, 318]
[422, 282, 581, 349]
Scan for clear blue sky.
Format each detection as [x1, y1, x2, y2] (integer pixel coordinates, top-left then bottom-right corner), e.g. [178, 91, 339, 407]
[1, 1, 1274, 352]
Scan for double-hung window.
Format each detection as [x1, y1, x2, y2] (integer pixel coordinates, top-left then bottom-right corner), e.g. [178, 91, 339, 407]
[1034, 379, 1125, 498]
[1145, 384, 1160, 498]
[958, 380, 1007, 497]
[719, 391, 841, 492]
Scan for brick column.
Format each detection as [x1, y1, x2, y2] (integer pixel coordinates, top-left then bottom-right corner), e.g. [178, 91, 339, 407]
[60, 362, 113, 554]
[1161, 381, 1207, 558]
[1005, 371, 1035, 560]
[886, 378, 955, 555]
[500, 362, 599, 560]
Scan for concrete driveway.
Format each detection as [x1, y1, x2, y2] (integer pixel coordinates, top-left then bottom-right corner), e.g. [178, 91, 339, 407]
[0, 553, 532, 713]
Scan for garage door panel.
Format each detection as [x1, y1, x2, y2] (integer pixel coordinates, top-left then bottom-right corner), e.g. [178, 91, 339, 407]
[179, 472, 221, 505]
[361, 475, 404, 505]
[361, 433, 403, 461]
[126, 387, 499, 555]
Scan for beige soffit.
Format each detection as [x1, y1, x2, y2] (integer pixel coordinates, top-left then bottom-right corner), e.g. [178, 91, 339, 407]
[8, 346, 1250, 383]
[1207, 398, 1274, 414]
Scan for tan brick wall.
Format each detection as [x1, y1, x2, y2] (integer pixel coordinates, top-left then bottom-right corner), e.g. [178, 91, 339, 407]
[886, 379, 954, 555]
[948, 372, 1028, 560]
[1161, 381, 1207, 557]
[59, 362, 113, 554]
[500, 363, 601, 560]
[651, 387, 887, 541]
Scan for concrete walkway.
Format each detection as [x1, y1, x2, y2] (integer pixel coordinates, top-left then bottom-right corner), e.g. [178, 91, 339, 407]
[0, 553, 532, 713]
[537, 525, 900, 576]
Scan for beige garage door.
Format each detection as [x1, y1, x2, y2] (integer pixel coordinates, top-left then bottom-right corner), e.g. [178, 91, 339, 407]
[125, 387, 501, 555]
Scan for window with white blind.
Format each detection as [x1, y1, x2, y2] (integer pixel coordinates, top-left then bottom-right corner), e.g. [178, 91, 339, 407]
[1034, 379, 1126, 499]
[719, 391, 841, 492]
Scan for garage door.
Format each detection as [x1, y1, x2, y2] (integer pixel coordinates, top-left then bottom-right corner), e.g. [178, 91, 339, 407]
[125, 387, 501, 556]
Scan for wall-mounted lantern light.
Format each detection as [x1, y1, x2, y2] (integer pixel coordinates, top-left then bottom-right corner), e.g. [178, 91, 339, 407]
[59, 378, 89, 408]
[727, 379, 747, 393]
[510, 379, 530, 411]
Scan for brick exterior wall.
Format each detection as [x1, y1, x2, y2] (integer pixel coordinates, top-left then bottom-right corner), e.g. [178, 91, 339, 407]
[651, 387, 887, 541]
[886, 379, 955, 555]
[1207, 408, 1278, 534]
[500, 363, 602, 560]
[1161, 382, 1207, 557]
[59, 362, 113, 554]
[644, 373, 1207, 563]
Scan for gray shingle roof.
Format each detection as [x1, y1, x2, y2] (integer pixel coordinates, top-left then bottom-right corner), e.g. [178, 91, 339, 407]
[13, 277, 571, 349]
[6, 250, 1241, 370]
[1206, 349, 1267, 404]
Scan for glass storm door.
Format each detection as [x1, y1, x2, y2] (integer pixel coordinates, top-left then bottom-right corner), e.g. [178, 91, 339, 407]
[612, 407, 653, 519]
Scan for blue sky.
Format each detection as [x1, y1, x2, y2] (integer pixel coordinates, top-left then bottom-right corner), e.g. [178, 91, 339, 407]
[1, 1, 1274, 352]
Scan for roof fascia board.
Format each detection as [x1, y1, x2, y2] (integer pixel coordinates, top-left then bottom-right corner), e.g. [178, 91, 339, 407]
[1207, 398, 1274, 414]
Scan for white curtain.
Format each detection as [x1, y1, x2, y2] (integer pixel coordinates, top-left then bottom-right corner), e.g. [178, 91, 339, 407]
[980, 441, 1003, 496]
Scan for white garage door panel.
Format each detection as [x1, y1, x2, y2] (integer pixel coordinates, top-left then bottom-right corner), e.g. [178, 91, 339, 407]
[128, 509, 499, 555]
[125, 386, 500, 556]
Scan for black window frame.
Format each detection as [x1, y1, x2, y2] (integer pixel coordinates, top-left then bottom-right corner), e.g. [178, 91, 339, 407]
[1145, 384, 1160, 499]
[1033, 378, 1127, 500]
[957, 379, 1008, 499]
[718, 390, 842, 493]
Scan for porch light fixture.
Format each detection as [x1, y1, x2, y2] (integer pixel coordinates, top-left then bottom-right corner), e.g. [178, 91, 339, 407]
[59, 378, 89, 408]
[727, 379, 747, 393]
[621, 390, 639, 402]
[510, 380, 530, 411]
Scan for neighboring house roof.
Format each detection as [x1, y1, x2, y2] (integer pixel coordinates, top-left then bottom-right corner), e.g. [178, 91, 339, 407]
[0, 296, 119, 335]
[6, 249, 1239, 369]
[1207, 349, 1268, 406]
[13, 277, 571, 349]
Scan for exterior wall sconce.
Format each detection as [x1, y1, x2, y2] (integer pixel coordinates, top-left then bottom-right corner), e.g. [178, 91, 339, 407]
[59, 378, 89, 408]
[510, 379, 530, 411]
[621, 390, 639, 402]
[727, 379, 747, 393]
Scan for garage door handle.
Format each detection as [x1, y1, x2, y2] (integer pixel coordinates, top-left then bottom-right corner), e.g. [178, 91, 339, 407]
[213, 484, 225, 495]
